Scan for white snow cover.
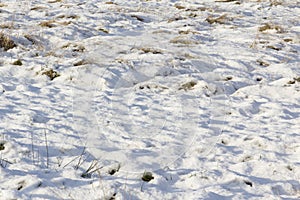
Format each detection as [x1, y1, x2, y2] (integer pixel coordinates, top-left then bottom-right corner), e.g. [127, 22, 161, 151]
[0, 0, 299, 199]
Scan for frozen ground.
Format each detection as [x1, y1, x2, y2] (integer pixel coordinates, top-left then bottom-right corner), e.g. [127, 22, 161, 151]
[0, 0, 299, 199]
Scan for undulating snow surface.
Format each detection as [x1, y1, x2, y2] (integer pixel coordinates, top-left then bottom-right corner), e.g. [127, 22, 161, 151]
[0, 0, 299, 199]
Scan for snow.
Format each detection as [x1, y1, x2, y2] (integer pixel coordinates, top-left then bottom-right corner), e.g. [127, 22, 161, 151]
[0, 0, 299, 199]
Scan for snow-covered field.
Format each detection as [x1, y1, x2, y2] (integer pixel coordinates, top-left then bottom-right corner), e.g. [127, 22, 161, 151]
[0, 0, 299, 199]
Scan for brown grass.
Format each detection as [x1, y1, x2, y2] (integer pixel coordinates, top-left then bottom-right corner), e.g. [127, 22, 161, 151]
[98, 27, 109, 34]
[178, 30, 199, 35]
[12, 59, 22, 66]
[73, 59, 89, 66]
[56, 14, 79, 19]
[0, 32, 17, 51]
[174, 4, 186, 10]
[283, 38, 293, 43]
[30, 6, 47, 11]
[206, 14, 229, 24]
[0, 23, 14, 29]
[266, 45, 281, 51]
[48, 0, 62, 3]
[42, 69, 60, 80]
[40, 20, 56, 28]
[215, 0, 240, 3]
[139, 47, 162, 54]
[257, 59, 270, 67]
[170, 36, 199, 45]
[259, 23, 284, 33]
[131, 15, 145, 22]
[40, 19, 71, 28]
[105, 1, 117, 5]
[179, 81, 197, 91]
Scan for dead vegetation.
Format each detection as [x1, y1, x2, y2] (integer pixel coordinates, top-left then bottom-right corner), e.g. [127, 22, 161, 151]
[137, 84, 168, 90]
[56, 14, 79, 20]
[98, 27, 109, 34]
[39, 20, 71, 28]
[48, 0, 62, 3]
[257, 59, 270, 67]
[105, 1, 118, 5]
[175, 5, 186, 10]
[72, 45, 85, 52]
[174, 4, 211, 12]
[168, 16, 186, 23]
[24, 34, 46, 51]
[178, 30, 200, 35]
[0, 142, 5, 151]
[0, 23, 14, 29]
[131, 15, 145, 22]
[215, 0, 241, 4]
[287, 77, 300, 85]
[266, 45, 282, 51]
[206, 14, 230, 24]
[269, 0, 283, 6]
[247, 0, 283, 5]
[251, 21, 287, 50]
[73, 59, 89, 66]
[223, 76, 233, 81]
[139, 47, 162, 54]
[39, 20, 56, 28]
[61, 43, 85, 52]
[30, 6, 47, 11]
[12, 59, 23, 66]
[141, 171, 154, 182]
[179, 81, 197, 91]
[259, 23, 284, 33]
[24, 35, 38, 45]
[215, 0, 239, 2]
[41, 69, 60, 80]
[0, 32, 17, 51]
[170, 36, 199, 45]
[283, 38, 293, 43]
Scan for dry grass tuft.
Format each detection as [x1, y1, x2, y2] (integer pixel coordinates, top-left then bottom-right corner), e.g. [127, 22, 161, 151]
[215, 0, 239, 2]
[174, 4, 186, 10]
[42, 69, 60, 80]
[56, 14, 79, 19]
[206, 14, 229, 24]
[170, 36, 199, 45]
[178, 30, 199, 35]
[142, 172, 154, 182]
[179, 81, 197, 91]
[0, 23, 14, 29]
[266, 45, 282, 51]
[24, 34, 38, 45]
[105, 1, 117, 5]
[48, 0, 62, 3]
[0, 32, 17, 51]
[259, 23, 284, 33]
[40, 20, 56, 28]
[139, 47, 162, 54]
[98, 27, 109, 34]
[73, 59, 89, 66]
[12, 59, 23, 66]
[257, 59, 270, 67]
[40, 19, 71, 28]
[283, 38, 293, 43]
[287, 77, 300, 85]
[131, 15, 145, 22]
[30, 6, 47, 11]
[269, 0, 283, 6]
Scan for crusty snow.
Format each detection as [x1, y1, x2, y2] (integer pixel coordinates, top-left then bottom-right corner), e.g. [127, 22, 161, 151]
[0, 0, 299, 199]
